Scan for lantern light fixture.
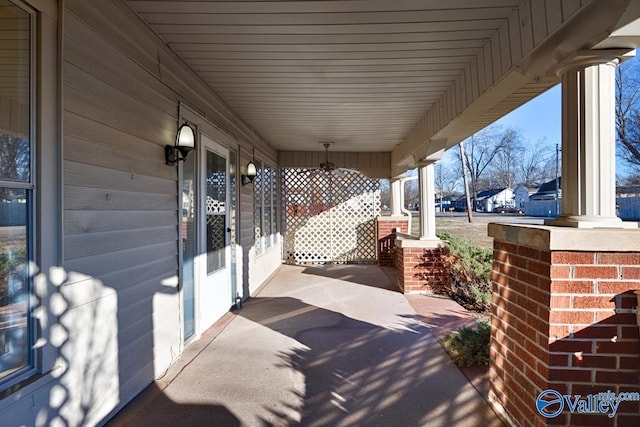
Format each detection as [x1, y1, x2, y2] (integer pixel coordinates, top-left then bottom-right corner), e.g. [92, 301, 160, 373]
[165, 122, 196, 165]
[242, 161, 257, 186]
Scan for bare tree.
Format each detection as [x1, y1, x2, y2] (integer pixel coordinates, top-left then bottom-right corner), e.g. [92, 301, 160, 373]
[456, 126, 516, 210]
[515, 141, 556, 187]
[488, 128, 524, 189]
[616, 57, 640, 174]
[459, 142, 473, 222]
[434, 162, 460, 211]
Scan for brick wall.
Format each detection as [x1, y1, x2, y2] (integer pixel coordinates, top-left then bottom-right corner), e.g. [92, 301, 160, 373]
[376, 218, 408, 266]
[491, 240, 640, 427]
[396, 246, 448, 294]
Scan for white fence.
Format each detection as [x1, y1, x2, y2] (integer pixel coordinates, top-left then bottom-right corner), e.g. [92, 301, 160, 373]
[523, 197, 640, 220]
[523, 200, 561, 218]
[618, 197, 640, 220]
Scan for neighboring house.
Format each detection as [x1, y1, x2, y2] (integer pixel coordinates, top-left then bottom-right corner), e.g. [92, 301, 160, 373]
[530, 177, 562, 200]
[476, 188, 514, 212]
[451, 188, 513, 212]
[435, 194, 455, 211]
[616, 185, 640, 198]
[513, 184, 539, 208]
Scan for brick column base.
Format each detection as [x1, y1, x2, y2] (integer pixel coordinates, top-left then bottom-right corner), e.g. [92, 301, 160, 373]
[395, 236, 447, 294]
[489, 224, 640, 427]
[376, 216, 409, 267]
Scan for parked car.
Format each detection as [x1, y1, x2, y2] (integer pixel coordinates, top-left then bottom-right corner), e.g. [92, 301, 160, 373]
[494, 205, 524, 214]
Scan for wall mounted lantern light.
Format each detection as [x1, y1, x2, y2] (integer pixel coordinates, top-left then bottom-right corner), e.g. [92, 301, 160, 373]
[242, 160, 257, 186]
[165, 122, 196, 165]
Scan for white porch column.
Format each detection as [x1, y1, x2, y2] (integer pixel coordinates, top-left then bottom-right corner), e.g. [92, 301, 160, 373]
[418, 162, 438, 240]
[390, 178, 402, 216]
[546, 50, 637, 228]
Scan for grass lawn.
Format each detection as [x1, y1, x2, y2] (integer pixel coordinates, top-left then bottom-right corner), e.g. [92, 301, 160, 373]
[409, 214, 496, 250]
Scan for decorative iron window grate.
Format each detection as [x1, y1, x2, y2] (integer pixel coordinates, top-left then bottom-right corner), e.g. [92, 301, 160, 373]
[281, 169, 380, 264]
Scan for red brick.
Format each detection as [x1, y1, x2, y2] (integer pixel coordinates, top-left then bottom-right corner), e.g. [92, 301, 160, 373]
[619, 295, 639, 309]
[596, 341, 640, 354]
[549, 325, 569, 340]
[597, 252, 640, 264]
[549, 368, 592, 382]
[620, 356, 640, 369]
[573, 296, 616, 309]
[494, 250, 509, 263]
[572, 325, 617, 339]
[549, 353, 569, 366]
[598, 312, 637, 325]
[528, 286, 550, 305]
[595, 310, 616, 322]
[528, 259, 550, 276]
[596, 370, 639, 385]
[622, 266, 640, 280]
[572, 354, 617, 369]
[551, 265, 571, 279]
[518, 269, 542, 285]
[549, 310, 595, 324]
[549, 340, 593, 353]
[550, 295, 571, 309]
[546, 413, 569, 426]
[524, 338, 548, 361]
[618, 414, 640, 427]
[552, 252, 596, 264]
[621, 326, 639, 339]
[548, 382, 570, 395]
[507, 278, 528, 295]
[618, 400, 640, 415]
[550, 280, 595, 293]
[497, 241, 518, 254]
[574, 265, 618, 279]
[528, 315, 550, 334]
[569, 413, 613, 426]
[518, 245, 542, 260]
[517, 293, 543, 315]
[572, 383, 609, 396]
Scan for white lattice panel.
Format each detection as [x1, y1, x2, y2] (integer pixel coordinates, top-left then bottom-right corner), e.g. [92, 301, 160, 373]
[282, 169, 380, 264]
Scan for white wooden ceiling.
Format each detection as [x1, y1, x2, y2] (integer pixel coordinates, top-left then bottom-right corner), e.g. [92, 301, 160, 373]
[126, 0, 528, 152]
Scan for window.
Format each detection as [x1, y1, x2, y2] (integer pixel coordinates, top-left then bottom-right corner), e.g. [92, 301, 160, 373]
[253, 158, 263, 254]
[263, 164, 271, 249]
[253, 159, 278, 255]
[0, 0, 33, 381]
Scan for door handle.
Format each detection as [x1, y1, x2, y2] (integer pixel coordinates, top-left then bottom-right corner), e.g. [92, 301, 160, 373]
[226, 227, 232, 233]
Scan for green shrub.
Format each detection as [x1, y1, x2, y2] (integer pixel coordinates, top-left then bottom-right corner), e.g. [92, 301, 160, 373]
[442, 320, 491, 367]
[436, 232, 492, 314]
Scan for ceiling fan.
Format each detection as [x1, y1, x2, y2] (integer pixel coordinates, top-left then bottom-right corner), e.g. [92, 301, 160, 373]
[319, 141, 336, 172]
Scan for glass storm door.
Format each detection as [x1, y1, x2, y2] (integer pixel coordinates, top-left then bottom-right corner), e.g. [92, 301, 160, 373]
[182, 148, 196, 341]
[199, 134, 231, 329]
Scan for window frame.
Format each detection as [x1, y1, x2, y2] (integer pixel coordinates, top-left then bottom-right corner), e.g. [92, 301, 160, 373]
[253, 159, 278, 256]
[0, 0, 60, 394]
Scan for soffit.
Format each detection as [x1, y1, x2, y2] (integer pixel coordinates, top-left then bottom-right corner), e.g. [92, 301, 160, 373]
[126, 0, 521, 152]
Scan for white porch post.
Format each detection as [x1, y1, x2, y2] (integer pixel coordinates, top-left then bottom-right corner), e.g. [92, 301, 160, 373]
[546, 50, 637, 228]
[390, 178, 402, 216]
[418, 162, 438, 240]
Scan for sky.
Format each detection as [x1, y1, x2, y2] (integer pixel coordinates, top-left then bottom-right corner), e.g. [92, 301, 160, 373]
[440, 68, 636, 179]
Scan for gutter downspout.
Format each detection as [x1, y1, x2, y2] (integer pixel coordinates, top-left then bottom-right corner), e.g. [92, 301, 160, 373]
[400, 175, 418, 234]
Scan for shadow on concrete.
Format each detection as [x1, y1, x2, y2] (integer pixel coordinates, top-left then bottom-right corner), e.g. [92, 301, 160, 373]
[239, 295, 501, 427]
[301, 264, 400, 292]
[106, 383, 240, 427]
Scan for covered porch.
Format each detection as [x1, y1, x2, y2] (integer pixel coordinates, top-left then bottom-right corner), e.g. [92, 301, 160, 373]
[107, 264, 502, 427]
[1, 1, 639, 426]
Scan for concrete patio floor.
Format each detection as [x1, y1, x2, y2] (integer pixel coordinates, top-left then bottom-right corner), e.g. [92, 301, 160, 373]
[108, 264, 504, 427]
